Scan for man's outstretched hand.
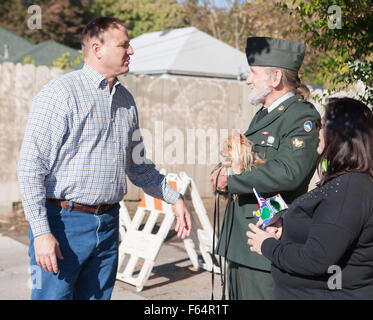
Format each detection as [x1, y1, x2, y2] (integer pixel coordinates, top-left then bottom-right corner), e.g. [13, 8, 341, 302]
[172, 197, 192, 239]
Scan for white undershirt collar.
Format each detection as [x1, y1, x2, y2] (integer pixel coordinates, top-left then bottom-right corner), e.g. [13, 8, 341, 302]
[267, 91, 295, 113]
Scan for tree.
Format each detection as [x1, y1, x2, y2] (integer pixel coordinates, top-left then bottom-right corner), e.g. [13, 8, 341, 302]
[0, 0, 87, 48]
[181, 0, 320, 77]
[181, 0, 227, 42]
[22, 55, 36, 65]
[53, 52, 83, 70]
[87, 0, 186, 39]
[278, 0, 373, 107]
[181, 0, 303, 51]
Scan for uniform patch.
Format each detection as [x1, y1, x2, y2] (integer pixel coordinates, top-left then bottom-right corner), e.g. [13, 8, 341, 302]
[303, 120, 313, 132]
[292, 137, 305, 150]
[267, 136, 275, 146]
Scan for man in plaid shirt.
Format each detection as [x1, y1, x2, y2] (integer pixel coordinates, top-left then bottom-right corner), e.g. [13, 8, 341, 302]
[18, 17, 192, 300]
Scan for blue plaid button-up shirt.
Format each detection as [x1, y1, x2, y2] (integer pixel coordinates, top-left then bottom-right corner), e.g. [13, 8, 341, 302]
[18, 64, 179, 237]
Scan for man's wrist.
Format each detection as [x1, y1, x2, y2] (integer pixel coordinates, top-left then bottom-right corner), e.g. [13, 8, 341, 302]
[29, 217, 51, 238]
[35, 232, 53, 238]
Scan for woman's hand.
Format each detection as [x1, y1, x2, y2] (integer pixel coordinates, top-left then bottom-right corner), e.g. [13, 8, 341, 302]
[247, 216, 282, 255]
[251, 211, 283, 240]
[265, 218, 283, 240]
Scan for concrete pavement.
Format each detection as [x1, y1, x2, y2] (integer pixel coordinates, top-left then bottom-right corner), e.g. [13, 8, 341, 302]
[0, 232, 222, 300]
[0, 234, 30, 300]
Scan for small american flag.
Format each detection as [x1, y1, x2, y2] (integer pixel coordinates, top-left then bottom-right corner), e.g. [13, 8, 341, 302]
[253, 188, 266, 208]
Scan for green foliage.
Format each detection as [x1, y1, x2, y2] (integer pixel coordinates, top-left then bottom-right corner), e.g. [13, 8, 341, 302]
[0, 0, 87, 49]
[22, 55, 36, 65]
[87, 0, 186, 39]
[53, 52, 83, 70]
[278, 0, 373, 108]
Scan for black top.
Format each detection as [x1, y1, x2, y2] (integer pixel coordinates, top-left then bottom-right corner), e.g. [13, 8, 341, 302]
[262, 172, 373, 299]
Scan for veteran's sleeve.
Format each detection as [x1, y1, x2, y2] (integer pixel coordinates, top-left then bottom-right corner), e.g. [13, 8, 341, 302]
[228, 105, 320, 196]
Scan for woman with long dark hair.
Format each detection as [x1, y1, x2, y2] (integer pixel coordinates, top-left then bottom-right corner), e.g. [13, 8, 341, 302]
[247, 97, 373, 299]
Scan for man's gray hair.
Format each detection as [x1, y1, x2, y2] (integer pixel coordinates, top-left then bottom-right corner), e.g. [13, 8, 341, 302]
[266, 67, 310, 100]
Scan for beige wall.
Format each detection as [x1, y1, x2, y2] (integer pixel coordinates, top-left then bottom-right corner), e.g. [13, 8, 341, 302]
[0, 63, 64, 216]
[5, 62, 365, 217]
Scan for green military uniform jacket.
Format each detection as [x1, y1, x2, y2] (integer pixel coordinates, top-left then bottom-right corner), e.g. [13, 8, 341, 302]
[216, 94, 320, 271]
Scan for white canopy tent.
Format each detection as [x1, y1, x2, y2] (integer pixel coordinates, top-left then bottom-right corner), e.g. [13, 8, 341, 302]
[128, 27, 249, 80]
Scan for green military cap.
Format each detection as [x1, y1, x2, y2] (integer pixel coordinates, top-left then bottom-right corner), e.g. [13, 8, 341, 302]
[246, 37, 306, 71]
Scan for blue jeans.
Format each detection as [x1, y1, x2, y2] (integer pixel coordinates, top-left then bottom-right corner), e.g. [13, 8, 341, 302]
[28, 202, 120, 300]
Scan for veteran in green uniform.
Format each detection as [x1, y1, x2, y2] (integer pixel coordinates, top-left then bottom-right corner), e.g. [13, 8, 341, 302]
[211, 37, 320, 300]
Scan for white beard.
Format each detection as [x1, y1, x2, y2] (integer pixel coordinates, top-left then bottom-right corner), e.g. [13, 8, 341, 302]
[247, 84, 272, 106]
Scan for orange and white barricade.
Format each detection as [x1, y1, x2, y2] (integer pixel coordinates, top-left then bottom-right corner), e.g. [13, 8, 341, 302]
[179, 172, 223, 274]
[116, 170, 222, 292]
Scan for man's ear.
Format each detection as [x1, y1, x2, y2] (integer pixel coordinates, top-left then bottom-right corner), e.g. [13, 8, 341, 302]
[271, 69, 283, 89]
[91, 41, 102, 59]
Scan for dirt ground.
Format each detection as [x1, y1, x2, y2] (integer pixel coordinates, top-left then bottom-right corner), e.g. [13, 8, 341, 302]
[0, 202, 29, 245]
